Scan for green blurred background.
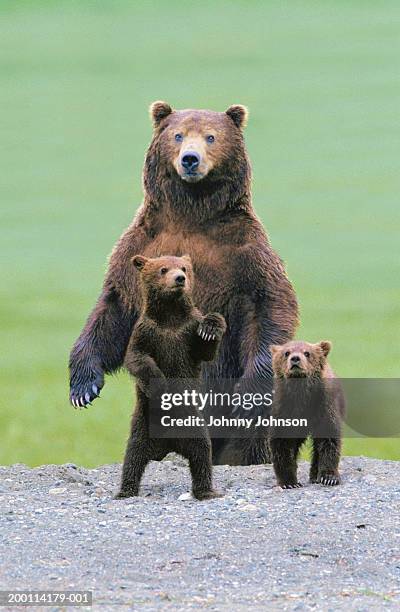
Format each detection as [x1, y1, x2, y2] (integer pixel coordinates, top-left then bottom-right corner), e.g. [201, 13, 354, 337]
[1, 1, 399, 466]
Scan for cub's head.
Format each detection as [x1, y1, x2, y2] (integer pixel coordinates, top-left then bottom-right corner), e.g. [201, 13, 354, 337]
[146, 101, 249, 185]
[132, 254, 193, 299]
[271, 340, 332, 379]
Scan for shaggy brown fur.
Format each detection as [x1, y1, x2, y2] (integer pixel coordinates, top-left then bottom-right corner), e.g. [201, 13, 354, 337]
[269, 341, 345, 488]
[117, 255, 226, 500]
[69, 101, 299, 465]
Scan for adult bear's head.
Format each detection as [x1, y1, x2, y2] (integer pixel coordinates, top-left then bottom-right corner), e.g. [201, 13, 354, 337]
[143, 101, 252, 218]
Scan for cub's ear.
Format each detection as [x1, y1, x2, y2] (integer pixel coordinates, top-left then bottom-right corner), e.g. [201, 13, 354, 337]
[270, 345, 280, 355]
[318, 341, 332, 357]
[225, 104, 249, 129]
[181, 254, 192, 266]
[149, 101, 173, 127]
[132, 255, 148, 270]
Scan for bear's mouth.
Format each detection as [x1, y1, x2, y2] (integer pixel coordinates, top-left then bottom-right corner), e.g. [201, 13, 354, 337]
[287, 364, 306, 378]
[180, 171, 205, 183]
[165, 285, 186, 294]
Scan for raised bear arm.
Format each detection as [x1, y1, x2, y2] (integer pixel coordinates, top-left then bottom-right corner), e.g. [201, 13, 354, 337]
[192, 312, 227, 362]
[69, 220, 148, 407]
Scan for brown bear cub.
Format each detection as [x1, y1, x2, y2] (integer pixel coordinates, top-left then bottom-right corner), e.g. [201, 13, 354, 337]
[116, 254, 226, 500]
[269, 341, 345, 488]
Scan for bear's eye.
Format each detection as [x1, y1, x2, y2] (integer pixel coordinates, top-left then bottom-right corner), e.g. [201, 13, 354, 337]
[206, 134, 215, 144]
[284, 351, 290, 358]
[160, 267, 168, 275]
[304, 351, 310, 358]
[175, 133, 183, 142]
[181, 266, 186, 273]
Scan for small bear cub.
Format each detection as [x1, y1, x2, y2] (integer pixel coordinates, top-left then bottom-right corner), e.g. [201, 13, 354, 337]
[116, 254, 226, 500]
[269, 340, 345, 489]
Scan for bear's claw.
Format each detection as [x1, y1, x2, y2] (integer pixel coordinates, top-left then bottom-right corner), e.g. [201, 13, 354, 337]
[197, 313, 226, 342]
[70, 375, 104, 409]
[281, 482, 303, 489]
[319, 474, 340, 486]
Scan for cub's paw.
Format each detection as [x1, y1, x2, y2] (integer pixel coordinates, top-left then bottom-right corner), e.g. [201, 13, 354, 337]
[193, 489, 224, 501]
[150, 377, 168, 398]
[70, 371, 104, 409]
[114, 489, 139, 500]
[197, 313, 226, 342]
[280, 482, 303, 489]
[319, 473, 340, 486]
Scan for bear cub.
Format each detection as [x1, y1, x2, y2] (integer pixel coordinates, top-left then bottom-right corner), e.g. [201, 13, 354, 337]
[269, 340, 345, 488]
[116, 254, 226, 500]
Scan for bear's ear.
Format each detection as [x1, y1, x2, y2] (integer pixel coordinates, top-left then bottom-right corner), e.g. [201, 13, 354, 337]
[149, 101, 173, 127]
[318, 341, 332, 357]
[225, 104, 249, 129]
[132, 255, 148, 271]
[181, 254, 192, 266]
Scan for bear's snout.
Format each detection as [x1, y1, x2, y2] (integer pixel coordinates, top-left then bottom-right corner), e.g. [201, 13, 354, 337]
[181, 151, 200, 173]
[174, 274, 186, 286]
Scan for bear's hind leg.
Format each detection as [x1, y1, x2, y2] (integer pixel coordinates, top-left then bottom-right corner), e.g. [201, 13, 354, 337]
[314, 438, 341, 486]
[116, 412, 152, 499]
[179, 438, 223, 500]
[309, 441, 319, 483]
[270, 438, 305, 488]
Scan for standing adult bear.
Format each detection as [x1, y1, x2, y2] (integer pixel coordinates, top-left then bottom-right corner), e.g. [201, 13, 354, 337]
[69, 101, 299, 465]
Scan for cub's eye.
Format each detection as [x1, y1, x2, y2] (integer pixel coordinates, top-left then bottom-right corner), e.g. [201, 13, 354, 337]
[175, 133, 183, 142]
[160, 267, 168, 275]
[304, 351, 310, 358]
[284, 351, 290, 358]
[181, 266, 186, 273]
[206, 134, 215, 144]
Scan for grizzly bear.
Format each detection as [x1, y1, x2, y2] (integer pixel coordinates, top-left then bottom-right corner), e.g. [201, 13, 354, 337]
[69, 101, 298, 465]
[269, 341, 345, 487]
[117, 254, 226, 500]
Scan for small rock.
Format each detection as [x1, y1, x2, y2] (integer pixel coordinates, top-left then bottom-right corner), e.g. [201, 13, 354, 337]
[178, 492, 192, 501]
[239, 503, 257, 512]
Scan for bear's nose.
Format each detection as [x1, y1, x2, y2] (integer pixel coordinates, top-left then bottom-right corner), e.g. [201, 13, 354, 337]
[181, 151, 200, 172]
[174, 274, 186, 286]
[290, 355, 300, 363]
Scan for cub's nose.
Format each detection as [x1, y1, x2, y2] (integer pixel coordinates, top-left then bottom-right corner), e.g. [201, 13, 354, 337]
[290, 355, 300, 364]
[181, 151, 200, 172]
[174, 274, 186, 286]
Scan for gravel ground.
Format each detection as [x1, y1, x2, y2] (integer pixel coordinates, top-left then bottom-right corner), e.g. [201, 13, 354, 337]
[0, 456, 399, 611]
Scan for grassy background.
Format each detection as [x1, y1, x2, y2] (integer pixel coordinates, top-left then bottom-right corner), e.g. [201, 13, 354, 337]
[1, 1, 399, 466]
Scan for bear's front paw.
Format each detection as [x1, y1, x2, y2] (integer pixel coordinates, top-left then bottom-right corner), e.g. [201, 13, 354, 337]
[318, 473, 340, 486]
[150, 376, 168, 399]
[197, 313, 226, 342]
[70, 371, 104, 409]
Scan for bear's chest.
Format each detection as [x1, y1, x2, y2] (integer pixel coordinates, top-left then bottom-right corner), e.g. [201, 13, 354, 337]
[135, 322, 199, 378]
